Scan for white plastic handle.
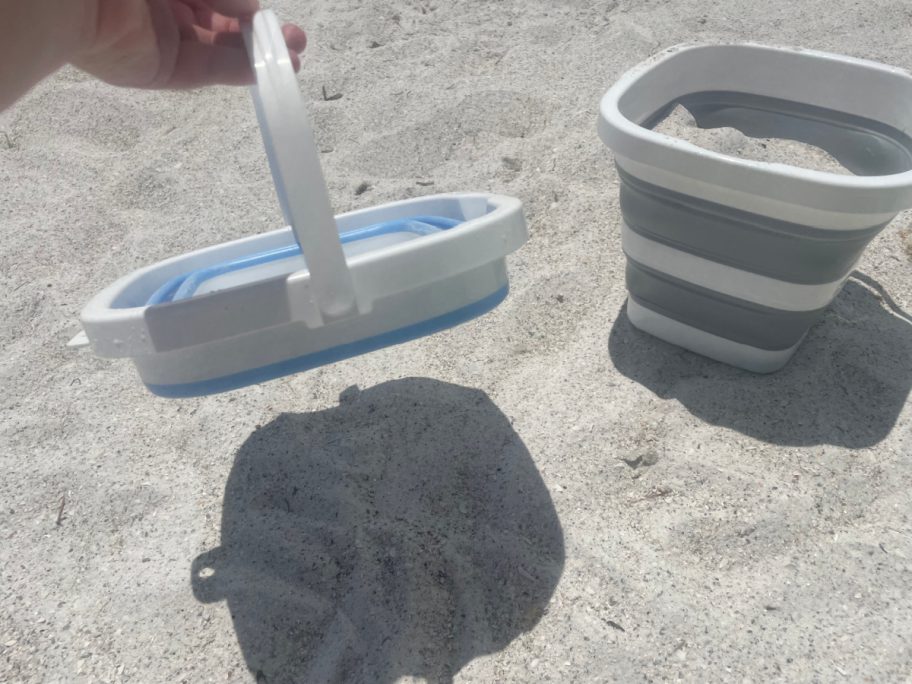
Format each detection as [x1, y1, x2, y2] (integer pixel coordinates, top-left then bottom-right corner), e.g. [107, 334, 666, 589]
[243, 10, 357, 320]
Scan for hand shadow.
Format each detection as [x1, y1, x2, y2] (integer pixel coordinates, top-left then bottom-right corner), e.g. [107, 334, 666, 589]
[192, 378, 564, 684]
[609, 273, 912, 448]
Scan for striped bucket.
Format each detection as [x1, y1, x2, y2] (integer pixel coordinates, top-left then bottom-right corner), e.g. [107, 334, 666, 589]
[599, 44, 912, 372]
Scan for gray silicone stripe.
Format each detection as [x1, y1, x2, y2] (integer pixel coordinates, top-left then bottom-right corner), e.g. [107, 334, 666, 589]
[644, 91, 912, 177]
[625, 258, 827, 351]
[618, 167, 885, 285]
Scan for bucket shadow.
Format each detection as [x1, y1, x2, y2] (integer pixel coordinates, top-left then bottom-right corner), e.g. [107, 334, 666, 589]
[609, 274, 912, 448]
[192, 378, 564, 684]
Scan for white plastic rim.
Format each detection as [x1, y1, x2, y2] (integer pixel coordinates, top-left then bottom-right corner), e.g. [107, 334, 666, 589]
[598, 43, 912, 229]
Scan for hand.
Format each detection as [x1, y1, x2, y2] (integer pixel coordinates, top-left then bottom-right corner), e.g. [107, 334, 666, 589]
[71, 0, 307, 89]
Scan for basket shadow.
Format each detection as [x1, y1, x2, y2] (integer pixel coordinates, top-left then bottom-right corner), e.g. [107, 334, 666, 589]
[608, 274, 912, 448]
[192, 378, 564, 684]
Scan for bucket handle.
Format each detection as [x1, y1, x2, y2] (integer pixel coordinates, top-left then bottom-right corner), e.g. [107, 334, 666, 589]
[243, 10, 357, 321]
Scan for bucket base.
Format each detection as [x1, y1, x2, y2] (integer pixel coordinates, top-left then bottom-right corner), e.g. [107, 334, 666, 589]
[626, 297, 803, 374]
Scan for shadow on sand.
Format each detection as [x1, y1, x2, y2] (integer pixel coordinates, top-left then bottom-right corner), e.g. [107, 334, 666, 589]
[192, 378, 564, 684]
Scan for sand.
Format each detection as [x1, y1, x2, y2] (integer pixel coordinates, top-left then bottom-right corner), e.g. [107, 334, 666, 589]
[2, 0, 912, 682]
[654, 105, 852, 174]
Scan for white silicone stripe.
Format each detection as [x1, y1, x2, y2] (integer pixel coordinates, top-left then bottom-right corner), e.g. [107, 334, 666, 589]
[615, 156, 895, 231]
[626, 297, 803, 374]
[622, 223, 849, 312]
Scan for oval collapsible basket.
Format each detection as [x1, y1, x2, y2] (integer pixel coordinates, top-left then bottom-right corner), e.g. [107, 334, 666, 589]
[79, 10, 528, 397]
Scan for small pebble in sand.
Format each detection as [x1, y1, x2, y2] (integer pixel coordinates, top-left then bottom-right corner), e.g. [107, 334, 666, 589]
[640, 451, 659, 467]
[502, 156, 523, 172]
[654, 105, 851, 175]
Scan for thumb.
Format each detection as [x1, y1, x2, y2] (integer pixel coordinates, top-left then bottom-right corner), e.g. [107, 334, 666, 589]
[205, 0, 260, 18]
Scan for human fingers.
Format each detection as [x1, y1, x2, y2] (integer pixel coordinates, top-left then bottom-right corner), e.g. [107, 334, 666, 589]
[194, 6, 307, 54]
[282, 23, 307, 54]
[183, 25, 303, 76]
[165, 39, 253, 88]
[201, 0, 259, 18]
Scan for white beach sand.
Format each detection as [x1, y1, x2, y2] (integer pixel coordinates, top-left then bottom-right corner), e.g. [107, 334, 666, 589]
[654, 105, 852, 174]
[2, 0, 911, 682]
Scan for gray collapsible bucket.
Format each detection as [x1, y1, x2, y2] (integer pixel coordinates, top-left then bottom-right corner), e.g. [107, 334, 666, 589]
[599, 43, 912, 372]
